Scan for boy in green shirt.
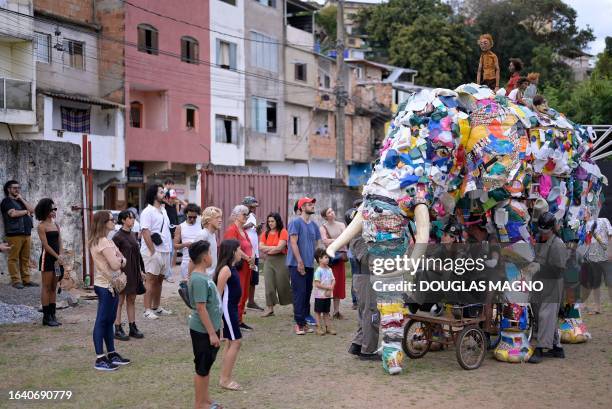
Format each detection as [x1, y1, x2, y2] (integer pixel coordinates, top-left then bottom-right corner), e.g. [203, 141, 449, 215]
[187, 240, 222, 409]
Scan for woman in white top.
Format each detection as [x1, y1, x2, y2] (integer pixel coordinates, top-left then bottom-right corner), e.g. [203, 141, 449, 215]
[195, 206, 223, 276]
[174, 203, 204, 280]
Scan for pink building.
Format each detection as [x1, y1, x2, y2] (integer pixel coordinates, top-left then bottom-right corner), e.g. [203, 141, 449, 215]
[123, 0, 210, 207]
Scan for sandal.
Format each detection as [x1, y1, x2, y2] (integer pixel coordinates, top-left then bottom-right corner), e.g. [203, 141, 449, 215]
[261, 311, 275, 317]
[219, 380, 242, 391]
[210, 403, 224, 409]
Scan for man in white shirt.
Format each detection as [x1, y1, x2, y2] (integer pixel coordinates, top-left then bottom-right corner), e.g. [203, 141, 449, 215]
[243, 196, 263, 311]
[140, 184, 173, 320]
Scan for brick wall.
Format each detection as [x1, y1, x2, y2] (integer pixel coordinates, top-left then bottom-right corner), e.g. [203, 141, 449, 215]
[35, 0, 95, 23]
[95, 0, 125, 103]
[309, 112, 373, 163]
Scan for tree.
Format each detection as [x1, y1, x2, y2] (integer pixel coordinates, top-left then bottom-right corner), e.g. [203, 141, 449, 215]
[315, 5, 337, 53]
[355, 0, 453, 63]
[389, 16, 469, 88]
[471, 0, 594, 84]
[529, 44, 573, 87]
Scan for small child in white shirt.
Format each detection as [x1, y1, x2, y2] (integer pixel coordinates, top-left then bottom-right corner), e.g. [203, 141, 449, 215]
[313, 248, 336, 336]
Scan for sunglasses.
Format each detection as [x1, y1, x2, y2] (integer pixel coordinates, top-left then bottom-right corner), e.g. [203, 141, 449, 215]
[187, 216, 197, 220]
[51, 207, 58, 211]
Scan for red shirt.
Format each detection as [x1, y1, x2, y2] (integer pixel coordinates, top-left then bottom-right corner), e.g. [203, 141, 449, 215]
[506, 72, 520, 95]
[260, 229, 289, 255]
[224, 223, 253, 258]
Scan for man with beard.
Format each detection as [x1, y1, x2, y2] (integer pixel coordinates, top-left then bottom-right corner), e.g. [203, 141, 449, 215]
[287, 197, 322, 335]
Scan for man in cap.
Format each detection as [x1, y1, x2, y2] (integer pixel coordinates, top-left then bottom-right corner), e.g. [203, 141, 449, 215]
[242, 196, 264, 311]
[287, 197, 322, 335]
[529, 212, 568, 363]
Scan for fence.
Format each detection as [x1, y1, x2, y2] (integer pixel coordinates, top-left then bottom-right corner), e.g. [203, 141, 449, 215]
[200, 170, 288, 233]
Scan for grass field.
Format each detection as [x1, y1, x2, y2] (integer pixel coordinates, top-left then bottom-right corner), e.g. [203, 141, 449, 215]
[1, 275, 611, 409]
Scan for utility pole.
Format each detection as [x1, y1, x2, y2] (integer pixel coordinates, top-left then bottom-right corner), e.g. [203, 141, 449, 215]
[335, 0, 346, 181]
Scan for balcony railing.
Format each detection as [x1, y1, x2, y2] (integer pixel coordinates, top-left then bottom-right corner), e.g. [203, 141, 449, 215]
[0, 77, 32, 110]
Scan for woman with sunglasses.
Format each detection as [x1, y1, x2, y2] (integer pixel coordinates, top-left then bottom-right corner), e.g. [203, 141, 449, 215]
[35, 198, 63, 327]
[174, 203, 203, 281]
[223, 205, 254, 331]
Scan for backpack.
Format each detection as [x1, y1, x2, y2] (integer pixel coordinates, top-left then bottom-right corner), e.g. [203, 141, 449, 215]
[178, 281, 193, 309]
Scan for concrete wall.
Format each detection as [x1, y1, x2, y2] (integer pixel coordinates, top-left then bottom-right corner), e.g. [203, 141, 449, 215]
[283, 103, 311, 161]
[287, 176, 361, 226]
[34, 20, 100, 97]
[0, 140, 83, 280]
[210, 0, 245, 166]
[244, 0, 285, 162]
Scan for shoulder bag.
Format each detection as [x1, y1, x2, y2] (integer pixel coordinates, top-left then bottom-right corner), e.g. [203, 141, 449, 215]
[150, 216, 164, 246]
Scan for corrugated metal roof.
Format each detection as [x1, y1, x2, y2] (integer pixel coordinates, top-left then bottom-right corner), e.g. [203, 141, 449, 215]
[40, 90, 124, 109]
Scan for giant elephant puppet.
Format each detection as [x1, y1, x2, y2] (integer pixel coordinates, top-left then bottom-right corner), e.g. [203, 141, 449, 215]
[326, 84, 606, 369]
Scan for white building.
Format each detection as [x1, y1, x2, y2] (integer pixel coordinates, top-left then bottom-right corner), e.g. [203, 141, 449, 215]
[34, 18, 125, 209]
[209, 0, 245, 166]
[0, 0, 36, 138]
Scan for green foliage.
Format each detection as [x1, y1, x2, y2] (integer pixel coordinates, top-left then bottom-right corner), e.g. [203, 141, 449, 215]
[529, 45, 573, 87]
[356, 0, 594, 89]
[544, 77, 612, 125]
[355, 0, 453, 63]
[316, 5, 337, 52]
[389, 16, 469, 88]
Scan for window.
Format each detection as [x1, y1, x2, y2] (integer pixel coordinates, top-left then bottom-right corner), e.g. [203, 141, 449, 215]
[256, 0, 276, 7]
[220, 0, 236, 5]
[251, 97, 276, 133]
[181, 36, 199, 64]
[216, 39, 237, 70]
[318, 68, 331, 89]
[130, 101, 142, 128]
[185, 104, 198, 129]
[348, 38, 356, 46]
[295, 63, 307, 82]
[250, 31, 278, 72]
[315, 116, 329, 137]
[34, 32, 51, 63]
[292, 116, 299, 136]
[137, 24, 158, 55]
[61, 106, 90, 132]
[215, 115, 239, 144]
[63, 39, 84, 70]
[355, 67, 364, 79]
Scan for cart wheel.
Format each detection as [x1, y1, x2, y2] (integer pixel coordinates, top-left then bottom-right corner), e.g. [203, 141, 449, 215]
[526, 305, 535, 341]
[486, 303, 503, 350]
[402, 319, 431, 359]
[456, 326, 486, 370]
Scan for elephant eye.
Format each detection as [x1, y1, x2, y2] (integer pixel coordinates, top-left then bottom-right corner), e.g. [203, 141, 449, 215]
[435, 147, 450, 158]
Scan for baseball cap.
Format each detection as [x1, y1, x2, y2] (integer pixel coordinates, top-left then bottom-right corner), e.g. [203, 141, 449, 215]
[297, 197, 316, 210]
[242, 196, 258, 206]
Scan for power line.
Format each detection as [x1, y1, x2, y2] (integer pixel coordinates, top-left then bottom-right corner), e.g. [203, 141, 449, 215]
[0, 6, 332, 96]
[122, 0, 317, 50]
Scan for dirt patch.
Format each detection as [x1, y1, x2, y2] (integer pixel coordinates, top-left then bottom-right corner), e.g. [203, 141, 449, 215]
[0, 272, 611, 409]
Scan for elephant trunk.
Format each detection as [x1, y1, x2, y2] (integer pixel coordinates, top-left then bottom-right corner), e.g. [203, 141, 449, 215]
[325, 210, 363, 258]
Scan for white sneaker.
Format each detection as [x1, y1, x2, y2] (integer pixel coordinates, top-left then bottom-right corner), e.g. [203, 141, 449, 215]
[164, 277, 175, 283]
[155, 307, 173, 316]
[143, 309, 159, 320]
